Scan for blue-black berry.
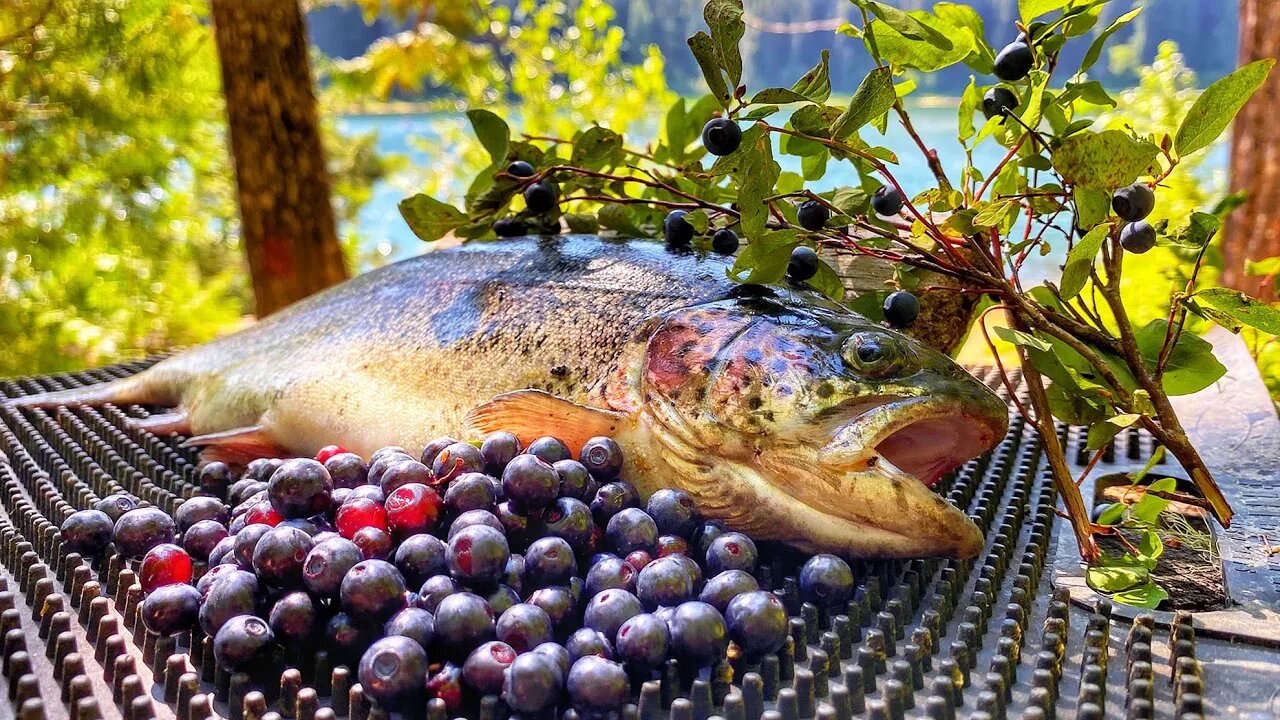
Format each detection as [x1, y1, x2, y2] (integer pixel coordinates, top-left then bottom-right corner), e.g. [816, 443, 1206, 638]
[797, 200, 830, 231]
[883, 290, 920, 329]
[663, 210, 696, 248]
[1112, 183, 1155, 222]
[702, 118, 743, 156]
[787, 246, 820, 282]
[1120, 221, 1157, 254]
[871, 185, 904, 216]
[707, 228, 738, 255]
[994, 41, 1034, 82]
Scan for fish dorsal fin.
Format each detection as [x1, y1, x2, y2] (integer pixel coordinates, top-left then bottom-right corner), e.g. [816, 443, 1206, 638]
[467, 390, 628, 449]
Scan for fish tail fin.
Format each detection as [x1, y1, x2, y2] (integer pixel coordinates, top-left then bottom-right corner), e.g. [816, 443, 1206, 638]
[5, 369, 176, 411]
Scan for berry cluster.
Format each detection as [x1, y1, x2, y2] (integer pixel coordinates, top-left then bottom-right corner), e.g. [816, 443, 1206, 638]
[60, 432, 856, 716]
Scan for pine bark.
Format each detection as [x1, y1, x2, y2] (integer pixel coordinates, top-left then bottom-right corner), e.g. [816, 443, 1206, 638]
[210, 0, 348, 317]
[1222, 0, 1280, 299]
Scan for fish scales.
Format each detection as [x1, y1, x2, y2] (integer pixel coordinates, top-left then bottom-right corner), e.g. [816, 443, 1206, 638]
[10, 235, 1009, 558]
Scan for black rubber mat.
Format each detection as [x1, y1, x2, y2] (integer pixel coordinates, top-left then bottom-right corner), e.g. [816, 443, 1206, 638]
[0, 358, 1274, 720]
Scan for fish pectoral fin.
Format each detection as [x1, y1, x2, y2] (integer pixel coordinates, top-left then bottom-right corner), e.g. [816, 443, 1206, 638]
[467, 390, 628, 449]
[127, 410, 191, 436]
[182, 425, 290, 464]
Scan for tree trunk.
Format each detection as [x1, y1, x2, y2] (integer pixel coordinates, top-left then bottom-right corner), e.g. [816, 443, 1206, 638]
[210, 0, 348, 317]
[1221, 0, 1280, 300]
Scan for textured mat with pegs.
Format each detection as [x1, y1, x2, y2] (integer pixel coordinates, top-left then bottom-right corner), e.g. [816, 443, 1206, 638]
[0, 356, 1277, 720]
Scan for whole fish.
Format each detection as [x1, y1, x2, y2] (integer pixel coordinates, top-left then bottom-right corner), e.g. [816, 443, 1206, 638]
[12, 236, 1007, 558]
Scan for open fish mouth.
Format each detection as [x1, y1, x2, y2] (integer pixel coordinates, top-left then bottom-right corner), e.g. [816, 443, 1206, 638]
[819, 397, 1007, 489]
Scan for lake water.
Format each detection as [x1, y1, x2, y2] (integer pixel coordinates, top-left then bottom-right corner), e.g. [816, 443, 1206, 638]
[337, 104, 1228, 270]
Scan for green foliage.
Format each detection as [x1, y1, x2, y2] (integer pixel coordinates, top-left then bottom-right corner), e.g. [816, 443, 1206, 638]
[0, 0, 390, 377]
[0, 0, 243, 376]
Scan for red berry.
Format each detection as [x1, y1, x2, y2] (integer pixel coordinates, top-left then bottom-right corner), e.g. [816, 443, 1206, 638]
[385, 483, 442, 538]
[246, 501, 283, 527]
[139, 543, 193, 595]
[335, 498, 388, 540]
[315, 445, 348, 464]
[625, 550, 653, 572]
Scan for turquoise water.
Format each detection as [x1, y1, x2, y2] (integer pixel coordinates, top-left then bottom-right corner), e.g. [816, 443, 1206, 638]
[337, 106, 1228, 270]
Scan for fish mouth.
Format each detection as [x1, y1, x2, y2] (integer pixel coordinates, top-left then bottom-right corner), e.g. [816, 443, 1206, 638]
[819, 396, 1007, 489]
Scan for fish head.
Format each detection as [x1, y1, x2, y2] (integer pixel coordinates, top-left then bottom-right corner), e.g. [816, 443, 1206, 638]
[630, 285, 1008, 559]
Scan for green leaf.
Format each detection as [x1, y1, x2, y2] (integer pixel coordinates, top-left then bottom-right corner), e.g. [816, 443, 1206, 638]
[1074, 186, 1111, 229]
[830, 186, 869, 216]
[934, 2, 993, 73]
[750, 88, 814, 105]
[399, 194, 467, 242]
[1112, 583, 1168, 610]
[808, 256, 846, 300]
[571, 126, 624, 170]
[790, 104, 842, 137]
[1176, 59, 1276, 157]
[1135, 320, 1227, 395]
[1131, 446, 1164, 484]
[1138, 529, 1164, 565]
[1086, 412, 1140, 451]
[1080, 8, 1140, 74]
[704, 0, 745, 89]
[466, 109, 510, 166]
[1245, 256, 1280, 277]
[1019, 70, 1050, 130]
[958, 76, 980, 143]
[801, 150, 829, 181]
[1052, 130, 1159, 189]
[1162, 211, 1221, 248]
[832, 67, 896, 140]
[1086, 564, 1148, 593]
[1060, 224, 1109, 300]
[597, 204, 645, 236]
[1194, 288, 1280, 335]
[1063, 80, 1115, 108]
[688, 32, 731, 108]
[1095, 503, 1127, 526]
[741, 105, 781, 121]
[711, 125, 781, 237]
[867, 10, 975, 72]
[859, 1, 941, 41]
[1019, 0, 1068, 22]
[664, 98, 690, 152]
[683, 209, 709, 234]
[1130, 477, 1177, 524]
[790, 50, 831, 103]
[730, 230, 799, 284]
[993, 326, 1053, 352]
[563, 213, 600, 234]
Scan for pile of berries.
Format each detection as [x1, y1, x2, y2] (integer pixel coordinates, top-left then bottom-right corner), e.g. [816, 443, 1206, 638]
[59, 432, 856, 716]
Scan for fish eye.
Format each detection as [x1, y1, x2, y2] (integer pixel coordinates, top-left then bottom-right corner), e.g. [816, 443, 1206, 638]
[842, 332, 910, 378]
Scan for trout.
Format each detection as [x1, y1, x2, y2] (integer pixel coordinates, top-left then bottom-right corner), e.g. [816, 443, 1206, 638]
[11, 236, 1008, 558]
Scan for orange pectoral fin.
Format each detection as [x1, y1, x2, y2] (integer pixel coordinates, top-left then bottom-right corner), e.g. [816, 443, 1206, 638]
[183, 425, 291, 464]
[466, 390, 628, 450]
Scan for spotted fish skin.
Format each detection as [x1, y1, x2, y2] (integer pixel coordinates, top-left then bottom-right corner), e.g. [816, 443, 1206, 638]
[21, 237, 736, 455]
[11, 235, 1008, 558]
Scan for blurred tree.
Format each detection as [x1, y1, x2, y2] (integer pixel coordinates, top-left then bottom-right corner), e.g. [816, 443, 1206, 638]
[1222, 0, 1280, 300]
[0, 0, 387, 376]
[210, 0, 348, 316]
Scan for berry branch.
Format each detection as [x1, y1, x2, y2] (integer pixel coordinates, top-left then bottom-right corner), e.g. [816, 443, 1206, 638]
[398, 0, 1280, 589]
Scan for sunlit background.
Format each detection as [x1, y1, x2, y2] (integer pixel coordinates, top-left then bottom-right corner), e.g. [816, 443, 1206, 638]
[0, 0, 1246, 377]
